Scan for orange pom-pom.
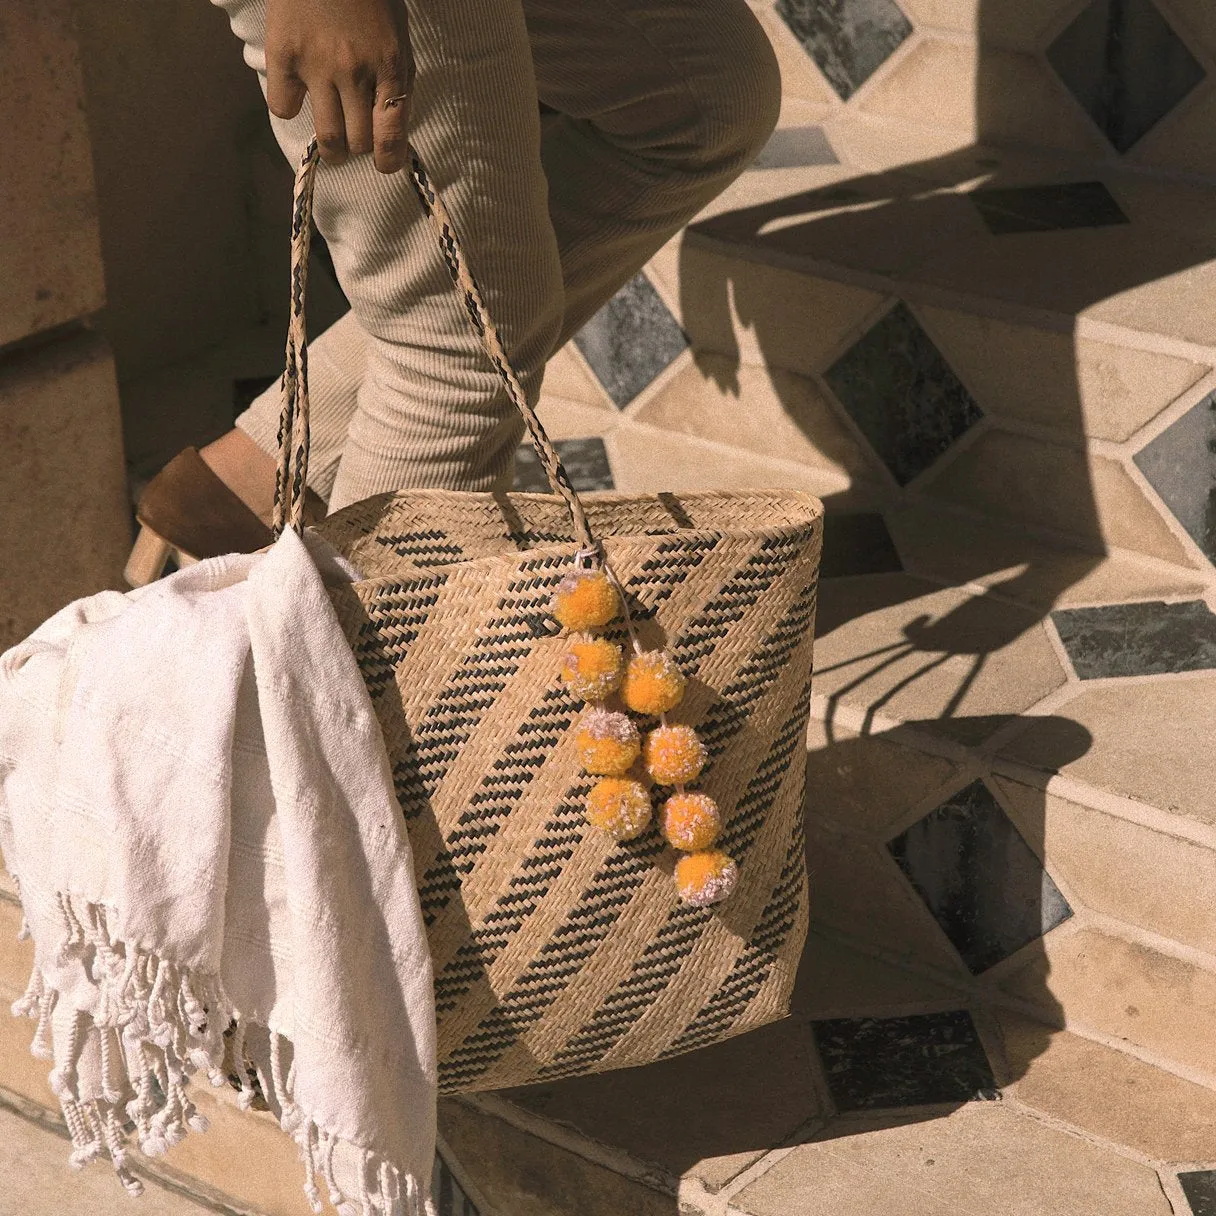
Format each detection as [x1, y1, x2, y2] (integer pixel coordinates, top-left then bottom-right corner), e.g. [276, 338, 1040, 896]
[560, 638, 624, 701]
[674, 850, 738, 907]
[553, 570, 620, 631]
[586, 777, 652, 841]
[621, 650, 685, 716]
[575, 709, 640, 776]
[661, 792, 722, 851]
[644, 725, 707, 786]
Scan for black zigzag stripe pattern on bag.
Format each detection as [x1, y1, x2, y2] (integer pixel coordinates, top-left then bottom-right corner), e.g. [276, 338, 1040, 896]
[623, 536, 720, 620]
[353, 577, 448, 699]
[392, 565, 567, 818]
[660, 817, 808, 1059]
[534, 678, 811, 1080]
[373, 529, 466, 567]
[418, 684, 583, 926]
[669, 535, 806, 671]
[438, 831, 667, 1092]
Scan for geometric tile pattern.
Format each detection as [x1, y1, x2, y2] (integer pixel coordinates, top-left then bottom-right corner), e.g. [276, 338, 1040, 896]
[751, 125, 840, 170]
[1047, 0, 1206, 153]
[812, 1010, 998, 1110]
[433, 1152, 481, 1216]
[573, 273, 688, 408]
[775, 0, 913, 101]
[1051, 600, 1216, 679]
[514, 435, 615, 493]
[1180, 1170, 1216, 1216]
[819, 512, 903, 578]
[1134, 391, 1216, 565]
[969, 182, 1129, 236]
[824, 302, 984, 486]
[888, 781, 1073, 974]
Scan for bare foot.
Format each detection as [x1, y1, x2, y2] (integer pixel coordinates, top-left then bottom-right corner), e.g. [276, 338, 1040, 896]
[200, 429, 278, 526]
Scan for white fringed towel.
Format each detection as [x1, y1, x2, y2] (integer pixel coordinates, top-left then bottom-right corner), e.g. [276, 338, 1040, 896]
[0, 529, 437, 1215]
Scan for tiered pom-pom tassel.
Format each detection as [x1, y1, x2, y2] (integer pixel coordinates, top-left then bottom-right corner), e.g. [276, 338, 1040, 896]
[554, 559, 736, 907]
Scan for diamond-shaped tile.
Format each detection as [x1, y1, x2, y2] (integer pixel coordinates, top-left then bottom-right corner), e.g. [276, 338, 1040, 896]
[820, 512, 903, 577]
[572, 274, 687, 408]
[824, 302, 983, 486]
[1047, 0, 1206, 153]
[775, 0, 914, 102]
[1051, 599, 1216, 679]
[969, 181, 1130, 235]
[1134, 391, 1216, 564]
[812, 1010, 998, 1111]
[1181, 1170, 1216, 1216]
[888, 781, 1073, 974]
[514, 435, 614, 493]
[752, 125, 840, 170]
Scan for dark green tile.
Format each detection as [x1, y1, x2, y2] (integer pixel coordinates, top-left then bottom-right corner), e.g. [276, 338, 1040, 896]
[1051, 600, 1216, 678]
[970, 181, 1129, 235]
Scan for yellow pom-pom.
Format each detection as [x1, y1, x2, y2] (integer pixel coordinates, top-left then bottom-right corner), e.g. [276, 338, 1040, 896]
[661, 792, 722, 851]
[560, 638, 624, 701]
[674, 850, 738, 907]
[621, 651, 685, 716]
[586, 777, 652, 841]
[553, 570, 620, 631]
[575, 709, 641, 776]
[644, 725, 707, 786]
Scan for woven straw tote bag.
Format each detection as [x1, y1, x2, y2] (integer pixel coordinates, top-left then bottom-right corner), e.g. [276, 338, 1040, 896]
[276, 138, 824, 1095]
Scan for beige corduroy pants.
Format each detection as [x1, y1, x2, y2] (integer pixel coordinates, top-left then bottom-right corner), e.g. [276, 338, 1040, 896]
[212, 0, 780, 511]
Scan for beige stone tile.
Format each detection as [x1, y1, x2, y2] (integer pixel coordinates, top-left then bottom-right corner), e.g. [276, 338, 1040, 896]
[751, 5, 841, 112]
[632, 357, 879, 480]
[675, 240, 887, 376]
[1166, 0, 1216, 57]
[1130, 86, 1216, 181]
[504, 1016, 821, 1193]
[543, 343, 614, 412]
[806, 824, 965, 974]
[0, 998, 61, 1114]
[887, 503, 1209, 613]
[998, 677, 1216, 827]
[918, 223, 1216, 347]
[0, 900, 33, 1004]
[916, 305, 1208, 442]
[804, 717, 960, 836]
[534, 394, 622, 444]
[998, 1011, 1216, 1162]
[0, 2, 105, 347]
[0, 333, 131, 651]
[813, 574, 1068, 745]
[997, 778, 1216, 955]
[730, 1103, 1172, 1216]
[0, 1105, 222, 1216]
[919, 430, 1194, 566]
[898, 0, 1078, 48]
[605, 424, 846, 499]
[858, 42, 1107, 153]
[999, 927, 1216, 1078]
[439, 1099, 674, 1216]
[792, 932, 963, 1018]
[822, 116, 979, 178]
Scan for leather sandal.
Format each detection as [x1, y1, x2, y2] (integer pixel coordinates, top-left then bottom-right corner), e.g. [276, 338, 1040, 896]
[124, 447, 324, 587]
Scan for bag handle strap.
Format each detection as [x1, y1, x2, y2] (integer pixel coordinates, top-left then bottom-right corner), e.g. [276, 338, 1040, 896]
[272, 136, 599, 557]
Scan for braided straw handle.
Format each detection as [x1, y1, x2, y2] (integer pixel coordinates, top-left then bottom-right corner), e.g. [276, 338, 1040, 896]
[273, 137, 598, 555]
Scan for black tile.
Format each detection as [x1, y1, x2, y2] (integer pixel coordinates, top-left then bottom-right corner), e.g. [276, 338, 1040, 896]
[888, 781, 1073, 974]
[752, 125, 840, 170]
[1134, 391, 1216, 565]
[1047, 0, 1205, 153]
[233, 374, 280, 421]
[970, 181, 1130, 235]
[514, 436, 614, 493]
[775, 0, 913, 102]
[1181, 1171, 1216, 1216]
[573, 274, 688, 408]
[824, 302, 983, 486]
[820, 512, 903, 577]
[1051, 599, 1216, 679]
[813, 1011, 998, 1111]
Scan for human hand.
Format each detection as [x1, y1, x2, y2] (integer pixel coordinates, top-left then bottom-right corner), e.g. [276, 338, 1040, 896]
[265, 0, 413, 173]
